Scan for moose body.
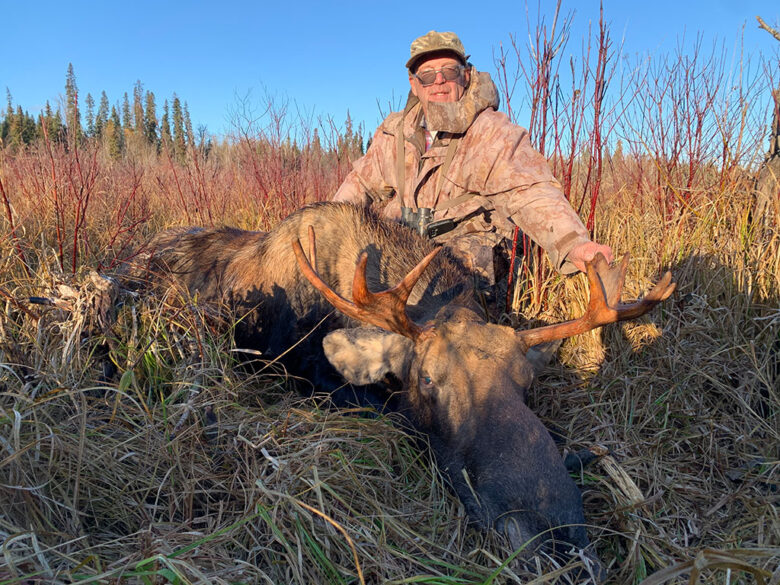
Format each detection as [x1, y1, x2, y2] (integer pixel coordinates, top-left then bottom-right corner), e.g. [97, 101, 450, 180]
[135, 201, 674, 572]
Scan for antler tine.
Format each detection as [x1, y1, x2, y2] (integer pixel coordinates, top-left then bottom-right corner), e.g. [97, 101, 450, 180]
[292, 235, 358, 319]
[611, 270, 675, 320]
[516, 253, 676, 349]
[398, 247, 442, 299]
[292, 227, 441, 340]
[593, 252, 629, 307]
[351, 252, 372, 305]
[352, 246, 440, 305]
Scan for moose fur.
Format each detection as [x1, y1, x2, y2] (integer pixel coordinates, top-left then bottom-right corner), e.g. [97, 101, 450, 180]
[131, 202, 603, 571]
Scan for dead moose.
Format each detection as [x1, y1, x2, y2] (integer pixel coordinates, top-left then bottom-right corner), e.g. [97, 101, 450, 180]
[132, 201, 674, 572]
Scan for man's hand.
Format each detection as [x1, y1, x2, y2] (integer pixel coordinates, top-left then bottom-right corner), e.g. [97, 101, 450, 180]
[567, 241, 614, 273]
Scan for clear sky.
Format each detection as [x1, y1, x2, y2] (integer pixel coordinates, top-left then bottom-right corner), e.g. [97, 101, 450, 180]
[2, 0, 778, 140]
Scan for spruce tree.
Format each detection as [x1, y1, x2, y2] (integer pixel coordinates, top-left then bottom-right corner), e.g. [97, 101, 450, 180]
[122, 92, 132, 129]
[85, 93, 95, 137]
[6, 105, 21, 148]
[183, 101, 194, 148]
[65, 63, 82, 144]
[133, 80, 145, 135]
[7, 106, 38, 146]
[95, 91, 109, 137]
[161, 99, 173, 151]
[20, 107, 37, 144]
[53, 110, 64, 142]
[3, 103, 37, 148]
[42, 101, 63, 142]
[311, 128, 323, 158]
[107, 105, 124, 158]
[39, 102, 51, 140]
[337, 112, 353, 161]
[171, 94, 186, 162]
[1, 89, 13, 144]
[144, 90, 158, 147]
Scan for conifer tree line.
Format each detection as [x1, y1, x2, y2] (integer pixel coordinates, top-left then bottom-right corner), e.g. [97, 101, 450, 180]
[1, 63, 207, 161]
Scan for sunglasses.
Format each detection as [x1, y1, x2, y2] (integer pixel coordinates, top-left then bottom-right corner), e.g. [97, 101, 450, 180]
[413, 65, 465, 86]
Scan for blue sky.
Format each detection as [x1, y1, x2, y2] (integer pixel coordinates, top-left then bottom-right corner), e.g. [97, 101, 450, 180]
[2, 1, 778, 140]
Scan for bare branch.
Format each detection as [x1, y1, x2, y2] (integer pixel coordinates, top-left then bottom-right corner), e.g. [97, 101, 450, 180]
[756, 16, 780, 43]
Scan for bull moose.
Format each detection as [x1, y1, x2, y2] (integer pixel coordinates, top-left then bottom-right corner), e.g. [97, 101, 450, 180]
[133, 201, 674, 576]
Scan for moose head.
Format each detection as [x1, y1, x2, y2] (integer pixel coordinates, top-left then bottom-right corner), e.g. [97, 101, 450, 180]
[292, 226, 674, 570]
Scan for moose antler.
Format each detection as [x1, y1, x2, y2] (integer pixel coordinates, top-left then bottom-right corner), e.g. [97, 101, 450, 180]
[516, 253, 675, 349]
[292, 226, 440, 340]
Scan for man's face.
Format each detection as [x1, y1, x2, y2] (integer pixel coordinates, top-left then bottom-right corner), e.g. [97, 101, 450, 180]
[409, 55, 470, 114]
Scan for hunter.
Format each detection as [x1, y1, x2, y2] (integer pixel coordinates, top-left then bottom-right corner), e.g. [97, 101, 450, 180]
[333, 30, 613, 296]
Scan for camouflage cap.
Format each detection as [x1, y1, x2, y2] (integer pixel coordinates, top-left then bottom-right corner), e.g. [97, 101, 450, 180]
[406, 31, 469, 71]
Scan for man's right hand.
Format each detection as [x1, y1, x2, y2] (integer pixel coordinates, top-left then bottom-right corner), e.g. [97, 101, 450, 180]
[567, 241, 614, 273]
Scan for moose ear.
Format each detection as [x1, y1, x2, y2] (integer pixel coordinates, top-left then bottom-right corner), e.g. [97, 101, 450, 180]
[323, 328, 414, 385]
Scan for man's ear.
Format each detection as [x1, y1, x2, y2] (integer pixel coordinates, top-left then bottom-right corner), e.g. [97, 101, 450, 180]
[409, 73, 419, 98]
[323, 328, 413, 385]
[462, 64, 471, 87]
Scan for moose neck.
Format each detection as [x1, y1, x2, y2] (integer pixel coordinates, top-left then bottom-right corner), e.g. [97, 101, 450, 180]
[293, 202, 480, 326]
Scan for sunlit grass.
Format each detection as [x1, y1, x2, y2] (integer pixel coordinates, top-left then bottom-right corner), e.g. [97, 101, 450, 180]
[0, 130, 778, 584]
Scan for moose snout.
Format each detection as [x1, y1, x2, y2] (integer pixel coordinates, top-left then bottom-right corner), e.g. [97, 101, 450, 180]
[486, 468, 605, 582]
[435, 395, 599, 570]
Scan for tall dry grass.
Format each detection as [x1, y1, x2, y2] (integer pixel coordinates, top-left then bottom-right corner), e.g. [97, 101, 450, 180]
[1, 18, 779, 585]
[0, 126, 777, 584]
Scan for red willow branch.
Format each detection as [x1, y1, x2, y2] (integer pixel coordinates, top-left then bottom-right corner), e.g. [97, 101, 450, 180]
[0, 174, 32, 277]
[39, 113, 65, 271]
[584, 2, 612, 233]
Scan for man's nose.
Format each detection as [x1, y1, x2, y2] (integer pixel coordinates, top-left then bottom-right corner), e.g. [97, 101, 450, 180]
[434, 72, 446, 84]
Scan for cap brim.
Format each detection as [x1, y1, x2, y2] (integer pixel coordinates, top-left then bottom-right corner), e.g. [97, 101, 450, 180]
[406, 50, 469, 70]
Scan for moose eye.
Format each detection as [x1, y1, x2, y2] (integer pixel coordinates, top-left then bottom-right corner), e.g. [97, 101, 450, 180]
[419, 374, 435, 392]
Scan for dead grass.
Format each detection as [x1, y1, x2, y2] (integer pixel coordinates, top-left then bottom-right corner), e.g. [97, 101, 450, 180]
[0, 153, 778, 584]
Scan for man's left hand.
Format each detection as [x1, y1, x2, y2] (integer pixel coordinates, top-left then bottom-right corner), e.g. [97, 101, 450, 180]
[567, 241, 614, 273]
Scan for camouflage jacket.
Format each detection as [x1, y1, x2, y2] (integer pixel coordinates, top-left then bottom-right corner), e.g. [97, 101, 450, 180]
[333, 68, 591, 274]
